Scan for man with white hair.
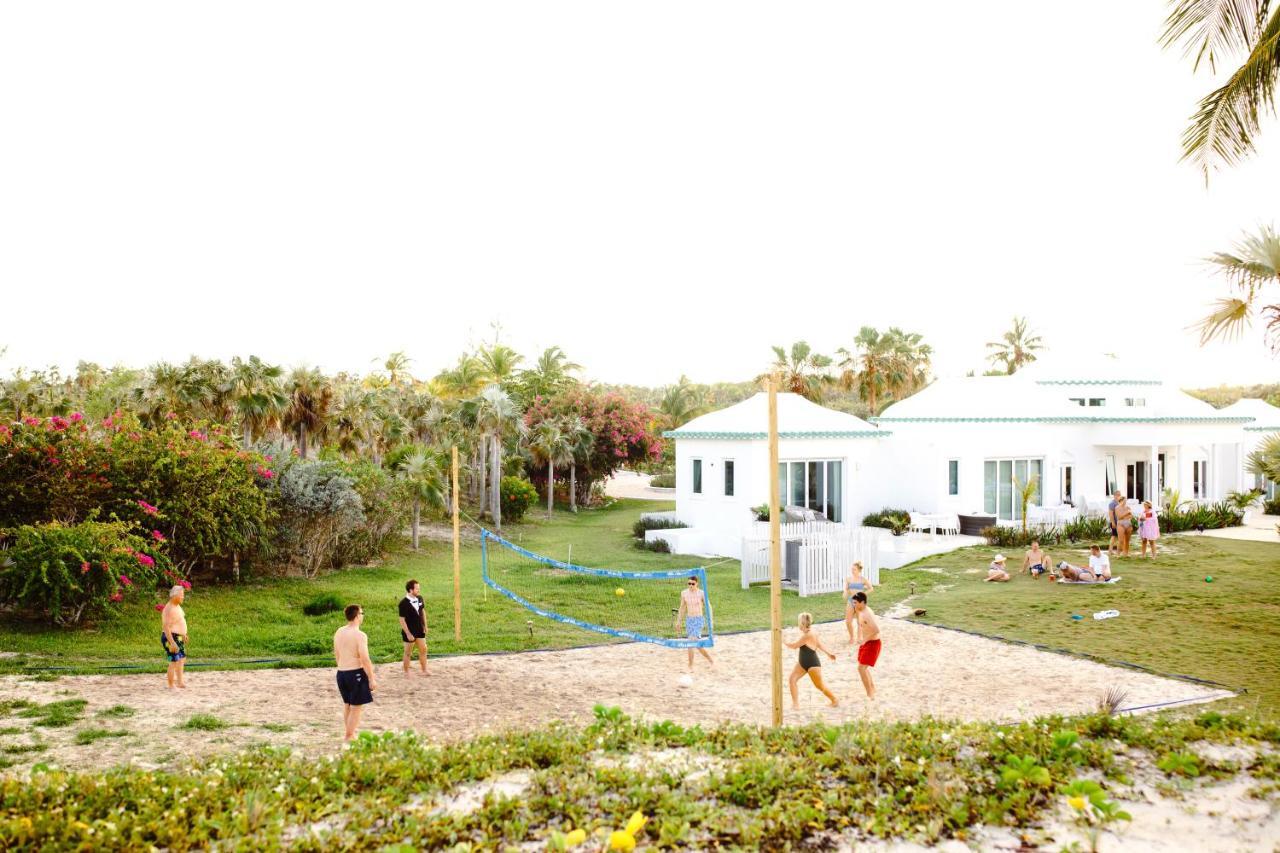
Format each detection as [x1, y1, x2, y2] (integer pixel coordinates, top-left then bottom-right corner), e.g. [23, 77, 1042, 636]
[161, 585, 189, 689]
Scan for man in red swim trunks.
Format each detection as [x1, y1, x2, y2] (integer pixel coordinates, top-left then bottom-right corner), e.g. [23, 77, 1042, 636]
[851, 592, 881, 700]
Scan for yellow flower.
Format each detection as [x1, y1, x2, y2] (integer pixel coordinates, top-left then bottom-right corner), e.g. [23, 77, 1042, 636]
[624, 811, 648, 837]
[607, 830, 636, 852]
[1067, 796, 1087, 811]
[563, 828, 586, 848]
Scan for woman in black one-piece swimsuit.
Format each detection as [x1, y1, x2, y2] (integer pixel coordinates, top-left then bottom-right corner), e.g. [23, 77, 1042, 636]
[784, 612, 839, 710]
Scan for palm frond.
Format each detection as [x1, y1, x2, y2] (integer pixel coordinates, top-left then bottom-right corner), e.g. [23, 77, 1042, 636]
[1161, 0, 1268, 72]
[1193, 296, 1254, 343]
[1180, 8, 1280, 179]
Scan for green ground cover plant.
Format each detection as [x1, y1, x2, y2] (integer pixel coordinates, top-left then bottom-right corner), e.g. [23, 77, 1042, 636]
[16, 700, 86, 728]
[0, 706, 1274, 850]
[72, 729, 129, 746]
[180, 714, 229, 731]
[95, 705, 135, 719]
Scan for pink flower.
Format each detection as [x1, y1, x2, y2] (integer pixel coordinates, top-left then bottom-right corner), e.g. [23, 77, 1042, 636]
[264, 455, 273, 462]
[166, 412, 178, 420]
[256, 466, 275, 479]
[188, 430, 207, 441]
[137, 500, 159, 516]
[136, 553, 155, 568]
[152, 530, 166, 542]
[109, 593, 123, 603]
[179, 579, 192, 590]
[69, 412, 84, 422]
[24, 417, 40, 427]
[119, 575, 133, 587]
[80, 562, 90, 574]
[155, 603, 165, 611]
[49, 416, 68, 430]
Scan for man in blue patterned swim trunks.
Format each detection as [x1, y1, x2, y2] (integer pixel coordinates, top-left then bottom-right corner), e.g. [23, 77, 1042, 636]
[674, 576, 715, 672]
[160, 585, 188, 690]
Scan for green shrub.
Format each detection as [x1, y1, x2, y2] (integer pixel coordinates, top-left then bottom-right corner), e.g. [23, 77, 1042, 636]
[96, 705, 135, 719]
[981, 515, 1112, 548]
[633, 538, 671, 553]
[862, 508, 912, 529]
[648, 473, 676, 488]
[631, 517, 687, 538]
[258, 444, 365, 578]
[1061, 515, 1112, 543]
[334, 461, 406, 565]
[0, 519, 173, 625]
[499, 476, 539, 523]
[1158, 501, 1243, 533]
[1265, 498, 1280, 515]
[302, 592, 344, 616]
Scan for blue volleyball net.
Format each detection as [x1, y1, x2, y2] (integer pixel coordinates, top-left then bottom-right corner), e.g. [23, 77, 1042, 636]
[480, 528, 714, 649]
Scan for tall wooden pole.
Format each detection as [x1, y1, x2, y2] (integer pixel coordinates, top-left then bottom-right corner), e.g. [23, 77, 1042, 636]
[768, 376, 783, 726]
[452, 445, 462, 643]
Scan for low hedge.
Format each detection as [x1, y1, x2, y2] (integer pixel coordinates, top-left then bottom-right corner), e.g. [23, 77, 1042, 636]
[631, 517, 688, 539]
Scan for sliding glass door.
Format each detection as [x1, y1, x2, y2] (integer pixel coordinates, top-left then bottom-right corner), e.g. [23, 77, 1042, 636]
[983, 457, 1044, 521]
[777, 459, 843, 522]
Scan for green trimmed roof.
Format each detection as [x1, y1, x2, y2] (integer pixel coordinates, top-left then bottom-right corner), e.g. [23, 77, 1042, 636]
[1034, 379, 1163, 386]
[871, 416, 1253, 424]
[662, 430, 885, 440]
[1245, 425, 1280, 432]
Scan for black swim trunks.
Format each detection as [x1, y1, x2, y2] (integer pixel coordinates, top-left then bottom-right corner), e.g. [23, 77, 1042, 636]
[161, 632, 185, 662]
[399, 595, 426, 643]
[336, 669, 373, 706]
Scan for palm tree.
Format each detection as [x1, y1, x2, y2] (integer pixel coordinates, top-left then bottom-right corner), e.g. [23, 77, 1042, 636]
[657, 375, 704, 429]
[433, 356, 489, 400]
[1160, 1, 1280, 180]
[332, 385, 372, 458]
[986, 317, 1045, 375]
[839, 327, 932, 414]
[767, 342, 833, 402]
[516, 346, 581, 401]
[228, 356, 288, 447]
[561, 415, 595, 512]
[397, 448, 446, 550]
[1193, 224, 1280, 348]
[477, 344, 524, 387]
[1247, 433, 1280, 482]
[283, 366, 333, 459]
[383, 351, 412, 387]
[529, 421, 571, 519]
[474, 385, 523, 528]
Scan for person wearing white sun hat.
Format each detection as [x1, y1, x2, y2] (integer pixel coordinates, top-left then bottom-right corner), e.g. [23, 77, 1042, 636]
[985, 554, 1011, 582]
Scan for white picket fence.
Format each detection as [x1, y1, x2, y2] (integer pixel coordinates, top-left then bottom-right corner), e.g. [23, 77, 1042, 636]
[740, 522, 882, 596]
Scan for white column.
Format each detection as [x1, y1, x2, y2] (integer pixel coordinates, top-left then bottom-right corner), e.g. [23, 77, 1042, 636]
[1149, 444, 1159, 504]
[1175, 444, 1183, 500]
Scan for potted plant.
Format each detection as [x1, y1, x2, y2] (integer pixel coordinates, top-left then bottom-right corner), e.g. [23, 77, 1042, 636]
[888, 515, 909, 552]
[1226, 489, 1264, 524]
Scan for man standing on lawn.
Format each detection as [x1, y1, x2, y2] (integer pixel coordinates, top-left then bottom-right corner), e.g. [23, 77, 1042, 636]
[334, 604, 377, 741]
[398, 579, 428, 677]
[161, 585, 188, 690]
[851, 592, 881, 700]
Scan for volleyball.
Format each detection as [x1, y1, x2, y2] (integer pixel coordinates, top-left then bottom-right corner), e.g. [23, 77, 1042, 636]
[1204, 576, 1214, 583]
[615, 588, 625, 597]
[678, 674, 693, 688]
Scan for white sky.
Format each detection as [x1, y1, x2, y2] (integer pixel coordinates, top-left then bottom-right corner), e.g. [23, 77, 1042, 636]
[1, 2, 1277, 389]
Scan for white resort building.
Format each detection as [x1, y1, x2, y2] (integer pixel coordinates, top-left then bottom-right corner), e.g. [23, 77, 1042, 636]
[1221, 396, 1280, 499]
[655, 356, 1271, 594]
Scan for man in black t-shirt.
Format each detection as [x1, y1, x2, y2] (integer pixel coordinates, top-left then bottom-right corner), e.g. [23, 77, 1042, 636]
[398, 579, 428, 677]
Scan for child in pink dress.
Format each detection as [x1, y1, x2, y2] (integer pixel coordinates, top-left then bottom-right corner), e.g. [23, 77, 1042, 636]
[1139, 500, 1159, 559]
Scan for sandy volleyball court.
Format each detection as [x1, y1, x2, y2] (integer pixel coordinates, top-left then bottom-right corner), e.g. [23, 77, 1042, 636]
[0, 617, 1231, 772]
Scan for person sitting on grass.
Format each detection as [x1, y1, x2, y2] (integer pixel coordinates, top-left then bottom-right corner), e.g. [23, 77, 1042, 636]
[985, 554, 1011, 582]
[1088, 545, 1112, 579]
[1022, 541, 1050, 578]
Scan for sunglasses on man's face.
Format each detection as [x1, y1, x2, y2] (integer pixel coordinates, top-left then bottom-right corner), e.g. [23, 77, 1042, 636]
[687, 581, 697, 586]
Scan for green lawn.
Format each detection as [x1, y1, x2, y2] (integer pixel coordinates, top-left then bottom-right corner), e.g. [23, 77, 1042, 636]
[4, 500, 1276, 718]
[0, 500, 920, 673]
[901, 534, 1280, 717]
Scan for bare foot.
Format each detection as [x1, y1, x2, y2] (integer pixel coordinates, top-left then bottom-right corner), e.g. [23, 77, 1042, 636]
[177, 682, 187, 689]
[829, 700, 839, 707]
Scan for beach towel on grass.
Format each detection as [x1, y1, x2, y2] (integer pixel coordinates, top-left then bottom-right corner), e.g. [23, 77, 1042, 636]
[1056, 577, 1122, 585]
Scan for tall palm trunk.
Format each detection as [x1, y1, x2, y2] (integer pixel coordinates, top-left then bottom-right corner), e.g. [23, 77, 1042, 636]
[569, 464, 577, 513]
[412, 495, 421, 550]
[298, 423, 308, 460]
[547, 460, 555, 519]
[242, 421, 252, 449]
[478, 439, 488, 519]
[490, 434, 502, 530]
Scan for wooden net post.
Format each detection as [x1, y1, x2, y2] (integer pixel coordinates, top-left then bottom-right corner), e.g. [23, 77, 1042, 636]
[452, 445, 462, 643]
[768, 376, 783, 726]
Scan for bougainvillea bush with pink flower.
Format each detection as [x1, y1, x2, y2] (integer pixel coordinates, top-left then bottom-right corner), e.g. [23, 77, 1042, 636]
[0, 519, 172, 625]
[523, 387, 663, 505]
[0, 413, 273, 576]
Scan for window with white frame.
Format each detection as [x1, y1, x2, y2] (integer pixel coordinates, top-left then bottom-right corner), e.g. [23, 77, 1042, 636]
[1124, 397, 1146, 407]
[1087, 398, 1105, 407]
[947, 459, 959, 496]
[692, 458, 702, 494]
[723, 459, 735, 497]
[983, 457, 1044, 521]
[776, 460, 842, 522]
[1069, 397, 1086, 407]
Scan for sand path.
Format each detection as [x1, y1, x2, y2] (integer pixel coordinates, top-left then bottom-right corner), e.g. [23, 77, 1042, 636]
[0, 618, 1230, 773]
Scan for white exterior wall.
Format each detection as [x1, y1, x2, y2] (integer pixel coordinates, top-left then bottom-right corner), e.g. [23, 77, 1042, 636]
[673, 436, 882, 557]
[871, 421, 1248, 519]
